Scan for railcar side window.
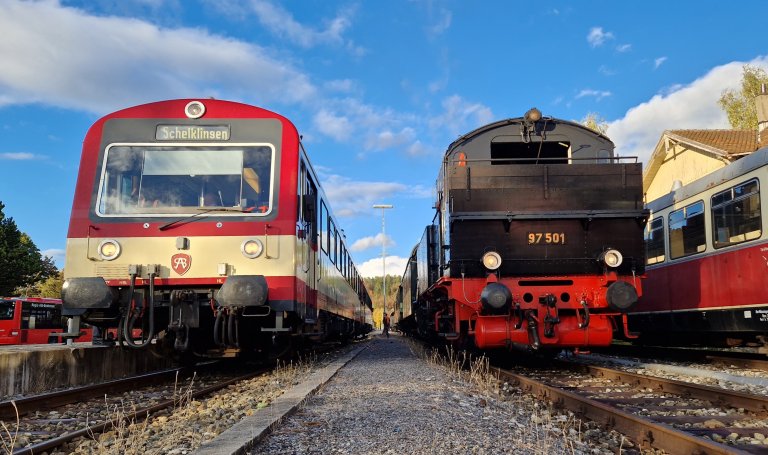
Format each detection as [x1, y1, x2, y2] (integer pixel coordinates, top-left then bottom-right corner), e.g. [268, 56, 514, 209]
[645, 217, 665, 265]
[712, 179, 761, 248]
[320, 201, 328, 253]
[328, 220, 337, 265]
[668, 201, 706, 259]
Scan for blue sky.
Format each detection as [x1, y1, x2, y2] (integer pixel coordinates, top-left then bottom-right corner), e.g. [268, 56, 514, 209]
[1, 0, 767, 277]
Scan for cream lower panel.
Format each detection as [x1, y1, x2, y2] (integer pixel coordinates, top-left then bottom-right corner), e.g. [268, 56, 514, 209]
[64, 235, 297, 280]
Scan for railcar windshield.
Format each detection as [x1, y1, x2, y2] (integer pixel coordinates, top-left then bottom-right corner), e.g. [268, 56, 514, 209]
[96, 144, 274, 216]
[0, 300, 15, 320]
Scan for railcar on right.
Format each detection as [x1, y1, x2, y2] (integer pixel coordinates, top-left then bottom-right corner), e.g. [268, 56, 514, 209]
[629, 146, 768, 347]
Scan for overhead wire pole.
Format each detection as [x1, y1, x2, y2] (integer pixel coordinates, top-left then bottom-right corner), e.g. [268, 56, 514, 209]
[372, 204, 393, 321]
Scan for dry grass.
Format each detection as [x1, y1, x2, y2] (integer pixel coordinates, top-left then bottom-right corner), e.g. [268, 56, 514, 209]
[405, 338, 635, 454]
[0, 401, 19, 454]
[75, 354, 318, 454]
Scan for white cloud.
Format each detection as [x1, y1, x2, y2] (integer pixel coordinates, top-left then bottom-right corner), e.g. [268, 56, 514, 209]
[364, 127, 417, 151]
[42, 248, 66, 266]
[575, 89, 612, 101]
[598, 65, 616, 76]
[616, 44, 631, 53]
[313, 109, 353, 141]
[0, 152, 37, 160]
[607, 56, 768, 165]
[0, 0, 316, 113]
[429, 95, 494, 137]
[358, 255, 409, 278]
[427, 8, 452, 37]
[654, 56, 668, 69]
[406, 140, 431, 156]
[319, 174, 430, 218]
[587, 27, 614, 48]
[350, 233, 394, 252]
[242, 0, 363, 53]
[324, 79, 357, 93]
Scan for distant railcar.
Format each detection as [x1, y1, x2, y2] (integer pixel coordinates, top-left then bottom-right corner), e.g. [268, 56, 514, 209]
[629, 147, 768, 347]
[398, 109, 647, 354]
[62, 99, 372, 358]
[0, 297, 92, 345]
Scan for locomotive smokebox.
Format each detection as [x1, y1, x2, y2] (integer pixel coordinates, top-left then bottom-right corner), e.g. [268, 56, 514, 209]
[606, 281, 638, 312]
[217, 275, 268, 307]
[481, 282, 512, 314]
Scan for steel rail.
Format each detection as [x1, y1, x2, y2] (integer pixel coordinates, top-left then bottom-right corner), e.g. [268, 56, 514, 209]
[10, 368, 271, 455]
[493, 366, 753, 455]
[564, 362, 768, 415]
[0, 367, 186, 420]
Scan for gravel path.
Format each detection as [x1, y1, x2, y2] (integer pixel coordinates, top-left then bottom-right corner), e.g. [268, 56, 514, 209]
[253, 334, 627, 454]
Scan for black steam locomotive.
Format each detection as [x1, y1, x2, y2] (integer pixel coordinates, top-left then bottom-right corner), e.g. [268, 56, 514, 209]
[396, 108, 648, 354]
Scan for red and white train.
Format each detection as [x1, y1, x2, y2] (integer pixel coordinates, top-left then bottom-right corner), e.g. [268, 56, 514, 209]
[62, 99, 372, 358]
[0, 297, 92, 345]
[629, 146, 768, 347]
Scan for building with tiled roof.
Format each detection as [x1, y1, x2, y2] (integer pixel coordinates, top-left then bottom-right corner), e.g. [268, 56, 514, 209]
[643, 128, 768, 202]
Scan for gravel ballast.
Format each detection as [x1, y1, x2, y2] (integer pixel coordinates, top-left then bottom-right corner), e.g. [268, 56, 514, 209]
[250, 335, 629, 454]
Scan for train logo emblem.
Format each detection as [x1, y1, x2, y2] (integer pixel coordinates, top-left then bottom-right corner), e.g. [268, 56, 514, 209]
[171, 253, 191, 275]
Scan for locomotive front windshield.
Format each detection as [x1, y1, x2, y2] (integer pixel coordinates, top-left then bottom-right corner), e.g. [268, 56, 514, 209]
[96, 144, 274, 216]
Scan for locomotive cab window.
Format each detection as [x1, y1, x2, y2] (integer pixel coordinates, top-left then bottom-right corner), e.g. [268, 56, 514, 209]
[711, 179, 761, 248]
[668, 201, 706, 260]
[645, 217, 665, 265]
[490, 138, 569, 165]
[96, 144, 274, 216]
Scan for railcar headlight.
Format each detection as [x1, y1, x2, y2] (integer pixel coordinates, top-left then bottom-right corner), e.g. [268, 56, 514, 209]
[241, 239, 264, 259]
[600, 249, 623, 268]
[98, 239, 121, 261]
[184, 101, 206, 119]
[481, 251, 502, 271]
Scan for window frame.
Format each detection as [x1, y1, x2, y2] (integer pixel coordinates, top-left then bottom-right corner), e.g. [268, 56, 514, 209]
[711, 178, 762, 249]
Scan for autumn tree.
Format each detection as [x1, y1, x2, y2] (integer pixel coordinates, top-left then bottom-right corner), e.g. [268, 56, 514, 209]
[581, 112, 609, 135]
[15, 271, 64, 298]
[718, 64, 768, 130]
[363, 275, 400, 327]
[0, 201, 58, 296]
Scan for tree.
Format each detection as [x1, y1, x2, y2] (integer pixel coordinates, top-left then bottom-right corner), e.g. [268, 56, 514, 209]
[0, 201, 58, 296]
[15, 271, 64, 298]
[363, 275, 400, 327]
[581, 112, 609, 135]
[718, 64, 768, 130]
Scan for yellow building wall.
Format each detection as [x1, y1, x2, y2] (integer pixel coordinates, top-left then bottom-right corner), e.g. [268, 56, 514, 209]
[645, 145, 726, 202]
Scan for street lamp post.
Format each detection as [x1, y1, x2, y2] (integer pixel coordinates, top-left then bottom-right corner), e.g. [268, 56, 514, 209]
[372, 204, 393, 322]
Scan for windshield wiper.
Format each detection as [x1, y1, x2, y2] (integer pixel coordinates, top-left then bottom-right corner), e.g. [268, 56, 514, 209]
[158, 207, 245, 231]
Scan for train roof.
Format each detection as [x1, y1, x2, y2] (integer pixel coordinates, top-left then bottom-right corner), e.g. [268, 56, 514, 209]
[445, 114, 613, 155]
[647, 146, 768, 212]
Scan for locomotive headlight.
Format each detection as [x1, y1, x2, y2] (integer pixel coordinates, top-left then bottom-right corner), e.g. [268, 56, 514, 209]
[241, 239, 264, 259]
[600, 249, 623, 268]
[481, 251, 502, 271]
[98, 239, 121, 261]
[184, 101, 206, 119]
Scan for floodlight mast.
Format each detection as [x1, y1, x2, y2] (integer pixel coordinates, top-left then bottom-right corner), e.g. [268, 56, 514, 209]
[372, 204, 393, 323]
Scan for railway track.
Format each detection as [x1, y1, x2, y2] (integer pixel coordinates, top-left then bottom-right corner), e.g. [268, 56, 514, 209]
[597, 343, 768, 370]
[496, 360, 768, 454]
[1, 365, 271, 454]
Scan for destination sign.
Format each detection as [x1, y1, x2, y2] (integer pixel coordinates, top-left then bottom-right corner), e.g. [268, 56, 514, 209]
[155, 125, 230, 141]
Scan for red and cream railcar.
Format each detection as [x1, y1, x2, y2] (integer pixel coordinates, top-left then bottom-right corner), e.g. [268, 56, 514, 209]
[0, 297, 92, 345]
[629, 147, 768, 347]
[62, 99, 372, 357]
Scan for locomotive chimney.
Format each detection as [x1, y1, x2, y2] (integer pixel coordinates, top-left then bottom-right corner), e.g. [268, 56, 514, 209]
[757, 83, 768, 144]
